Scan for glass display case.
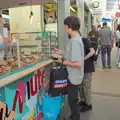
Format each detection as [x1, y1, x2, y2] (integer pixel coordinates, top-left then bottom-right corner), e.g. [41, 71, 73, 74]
[11, 31, 58, 59]
[0, 31, 58, 76]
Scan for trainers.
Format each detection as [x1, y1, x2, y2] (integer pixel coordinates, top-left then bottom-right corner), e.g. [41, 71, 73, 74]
[103, 66, 106, 69]
[80, 104, 92, 112]
[108, 65, 111, 68]
[79, 101, 86, 107]
[117, 64, 120, 68]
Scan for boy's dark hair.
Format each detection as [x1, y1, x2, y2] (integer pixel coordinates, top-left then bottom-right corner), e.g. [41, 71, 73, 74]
[64, 16, 80, 31]
[117, 24, 120, 31]
[103, 22, 107, 26]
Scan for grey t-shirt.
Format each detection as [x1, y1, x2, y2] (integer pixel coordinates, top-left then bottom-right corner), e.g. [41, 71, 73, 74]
[100, 27, 112, 45]
[64, 34, 84, 85]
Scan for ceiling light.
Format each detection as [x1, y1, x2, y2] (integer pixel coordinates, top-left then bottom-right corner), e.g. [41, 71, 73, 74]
[70, 7, 75, 12]
[29, 11, 34, 24]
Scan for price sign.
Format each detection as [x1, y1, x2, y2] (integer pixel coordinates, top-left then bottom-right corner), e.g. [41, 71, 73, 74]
[42, 32, 48, 39]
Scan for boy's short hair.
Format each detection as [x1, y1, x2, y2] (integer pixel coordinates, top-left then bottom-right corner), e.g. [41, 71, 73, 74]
[64, 16, 80, 31]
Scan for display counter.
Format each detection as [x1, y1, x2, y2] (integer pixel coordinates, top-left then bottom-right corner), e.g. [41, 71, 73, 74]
[0, 59, 53, 120]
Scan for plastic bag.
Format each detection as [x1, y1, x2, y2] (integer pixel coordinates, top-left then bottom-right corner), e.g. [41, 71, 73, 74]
[42, 93, 65, 120]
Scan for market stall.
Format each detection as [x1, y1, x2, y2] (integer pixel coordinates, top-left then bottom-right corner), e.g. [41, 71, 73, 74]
[0, 59, 52, 120]
[0, 31, 58, 120]
[0, 0, 59, 119]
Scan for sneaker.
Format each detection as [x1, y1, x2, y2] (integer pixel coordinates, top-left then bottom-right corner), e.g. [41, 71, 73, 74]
[103, 66, 106, 69]
[117, 64, 120, 68]
[80, 104, 92, 112]
[108, 65, 111, 68]
[79, 101, 86, 107]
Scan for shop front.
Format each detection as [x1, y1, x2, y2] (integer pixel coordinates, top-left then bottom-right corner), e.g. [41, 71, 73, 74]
[0, 0, 93, 119]
[0, 59, 52, 120]
[0, 0, 57, 120]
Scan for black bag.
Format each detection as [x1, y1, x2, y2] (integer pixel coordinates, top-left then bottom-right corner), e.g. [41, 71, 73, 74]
[90, 41, 100, 61]
[82, 38, 100, 61]
[48, 64, 68, 97]
[116, 41, 120, 48]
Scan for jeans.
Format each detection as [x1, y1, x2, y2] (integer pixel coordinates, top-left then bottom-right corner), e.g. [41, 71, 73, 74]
[101, 45, 111, 66]
[116, 47, 120, 64]
[67, 81, 80, 120]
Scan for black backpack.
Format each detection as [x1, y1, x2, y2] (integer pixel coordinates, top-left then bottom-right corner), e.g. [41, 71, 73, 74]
[82, 38, 100, 61]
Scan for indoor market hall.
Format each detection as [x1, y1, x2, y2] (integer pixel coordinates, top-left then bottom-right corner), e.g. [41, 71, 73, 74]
[0, 0, 120, 120]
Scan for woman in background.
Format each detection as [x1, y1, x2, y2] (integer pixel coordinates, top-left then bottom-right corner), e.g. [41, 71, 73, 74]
[115, 24, 120, 67]
[0, 14, 4, 38]
[0, 33, 5, 60]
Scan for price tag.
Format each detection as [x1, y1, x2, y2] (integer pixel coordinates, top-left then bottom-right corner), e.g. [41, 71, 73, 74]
[42, 32, 48, 39]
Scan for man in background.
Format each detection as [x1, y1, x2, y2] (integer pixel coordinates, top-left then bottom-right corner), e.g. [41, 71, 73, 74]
[88, 25, 99, 44]
[99, 22, 112, 68]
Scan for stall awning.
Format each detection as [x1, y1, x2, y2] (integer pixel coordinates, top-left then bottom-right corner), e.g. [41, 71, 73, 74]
[0, 0, 56, 9]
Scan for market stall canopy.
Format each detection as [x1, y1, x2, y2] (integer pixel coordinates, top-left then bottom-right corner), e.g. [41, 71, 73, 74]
[0, 0, 56, 9]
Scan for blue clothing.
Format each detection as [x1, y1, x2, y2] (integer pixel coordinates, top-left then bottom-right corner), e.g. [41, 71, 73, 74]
[0, 44, 6, 51]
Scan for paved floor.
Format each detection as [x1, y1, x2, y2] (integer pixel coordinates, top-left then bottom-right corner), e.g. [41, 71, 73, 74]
[61, 47, 120, 120]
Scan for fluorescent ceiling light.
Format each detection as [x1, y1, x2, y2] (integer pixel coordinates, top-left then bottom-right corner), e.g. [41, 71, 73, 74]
[2, 14, 9, 19]
[70, 6, 75, 12]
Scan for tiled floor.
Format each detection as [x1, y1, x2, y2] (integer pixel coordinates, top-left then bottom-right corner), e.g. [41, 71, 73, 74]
[61, 47, 120, 120]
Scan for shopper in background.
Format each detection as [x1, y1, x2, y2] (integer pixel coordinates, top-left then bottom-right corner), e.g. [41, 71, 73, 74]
[97, 25, 101, 32]
[54, 16, 84, 120]
[97, 25, 101, 44]
[0, 14, 4, 38]
[0, 34, 5, 60]
[115, 24, 120, 67]
[99, 22, 112, 68]
[88, 25, 99, 44]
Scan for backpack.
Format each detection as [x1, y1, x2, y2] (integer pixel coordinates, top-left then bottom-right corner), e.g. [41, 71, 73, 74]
[82, 38, 100, 61]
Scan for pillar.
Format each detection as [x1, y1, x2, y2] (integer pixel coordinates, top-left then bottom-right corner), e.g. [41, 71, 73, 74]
[57, 0, 70, 51]
[88, 12, 92, 32]
[0, 9, 4, 38]
[77, 0, 84, 36]
[93, 16, 96, 25]
[40, 6, 44, 31]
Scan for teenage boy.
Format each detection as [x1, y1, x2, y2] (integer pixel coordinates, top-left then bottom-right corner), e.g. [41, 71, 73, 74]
[54, 16, 84, 120]
[79, 38, 95, 112]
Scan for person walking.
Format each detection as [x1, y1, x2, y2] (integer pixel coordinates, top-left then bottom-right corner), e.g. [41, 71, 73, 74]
[115, 24, 120, 67]
[0, 34, 5, 60]
[88, 25, 99, 45]
[54, 16, 84, 120]
[99, 22, 112, 68]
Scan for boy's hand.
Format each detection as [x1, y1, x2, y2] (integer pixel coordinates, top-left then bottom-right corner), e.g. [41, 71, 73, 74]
[54, 48, 64, 55]
[54, 58, 62, 64]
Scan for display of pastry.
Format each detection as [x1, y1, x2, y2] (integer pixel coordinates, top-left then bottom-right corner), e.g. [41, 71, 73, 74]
[0, 60, 8, 66]
[0, 51, 42, 76]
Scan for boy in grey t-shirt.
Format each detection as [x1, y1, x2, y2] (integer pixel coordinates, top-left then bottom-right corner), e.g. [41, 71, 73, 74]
[54, 16, 84, 120]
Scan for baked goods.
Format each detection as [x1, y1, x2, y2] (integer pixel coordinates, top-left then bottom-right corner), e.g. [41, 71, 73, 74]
[0, 53, 42, 75]
[0, 60, 8, 66]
